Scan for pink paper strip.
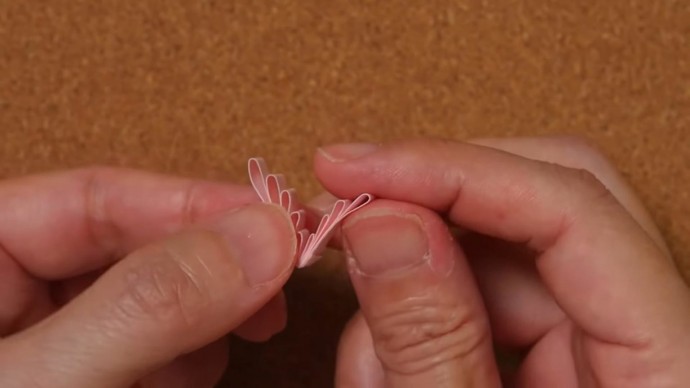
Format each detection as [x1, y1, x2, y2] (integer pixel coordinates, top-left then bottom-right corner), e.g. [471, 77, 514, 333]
[247, 157, 374, 267]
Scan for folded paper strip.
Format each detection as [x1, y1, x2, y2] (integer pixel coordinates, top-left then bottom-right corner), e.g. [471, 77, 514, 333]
[248, 157, 373, 267]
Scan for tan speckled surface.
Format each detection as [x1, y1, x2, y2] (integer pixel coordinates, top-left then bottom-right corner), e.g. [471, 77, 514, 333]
[1, 1, 689, 386]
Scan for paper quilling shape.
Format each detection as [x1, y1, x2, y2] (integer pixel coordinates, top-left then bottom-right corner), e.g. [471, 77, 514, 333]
[248, 158, 373, 267]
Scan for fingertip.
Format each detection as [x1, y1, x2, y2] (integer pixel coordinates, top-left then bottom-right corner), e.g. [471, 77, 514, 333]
[314, 139, 464, 209]
[204, 203, 297, 286]
[313, 145, 381, 200]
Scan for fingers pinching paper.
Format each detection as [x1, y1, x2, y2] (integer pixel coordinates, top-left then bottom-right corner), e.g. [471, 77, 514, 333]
[247, 157, 373, 267]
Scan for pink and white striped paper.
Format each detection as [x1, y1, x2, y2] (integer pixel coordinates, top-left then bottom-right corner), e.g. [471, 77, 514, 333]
[248, 157, 373, 267]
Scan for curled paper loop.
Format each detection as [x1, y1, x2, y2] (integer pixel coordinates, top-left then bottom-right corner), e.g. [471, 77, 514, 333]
[248, 158, 270, 203]
[297, 193, 373, 267]
[247, 157, 374, 268]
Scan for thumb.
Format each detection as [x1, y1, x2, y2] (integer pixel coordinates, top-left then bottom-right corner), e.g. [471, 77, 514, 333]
[339, 200, 501, 388]
[0, 203, 296, 388]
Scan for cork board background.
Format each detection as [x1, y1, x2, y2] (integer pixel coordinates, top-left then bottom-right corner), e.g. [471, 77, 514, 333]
[1, 0, 689, 386]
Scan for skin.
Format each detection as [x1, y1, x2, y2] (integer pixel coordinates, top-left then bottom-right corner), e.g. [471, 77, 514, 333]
[0, 135, 687, 387]
[0, 168, 297, 387]
[320, 137, 690, 387]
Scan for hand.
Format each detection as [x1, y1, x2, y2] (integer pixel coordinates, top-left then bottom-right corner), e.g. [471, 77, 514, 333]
[0, 167, 297, 388]
[314, 137, 690, 387]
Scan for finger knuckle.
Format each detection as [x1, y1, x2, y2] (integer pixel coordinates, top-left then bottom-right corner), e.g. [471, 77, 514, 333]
[371, 297, 489, 375]
[81, 166, 139, 260]
[180, 180, 203, 225]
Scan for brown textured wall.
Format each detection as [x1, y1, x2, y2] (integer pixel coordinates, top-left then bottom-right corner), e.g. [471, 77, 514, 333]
[1, 1, 689, 386]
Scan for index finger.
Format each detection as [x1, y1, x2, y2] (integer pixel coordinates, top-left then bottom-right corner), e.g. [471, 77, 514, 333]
[0, 167, 257, 279]
[314, 140, 690, 348]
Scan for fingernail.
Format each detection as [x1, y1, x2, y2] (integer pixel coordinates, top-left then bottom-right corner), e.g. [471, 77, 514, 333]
[343, 212, 428, 276]
[318, 143, 379, 162]
[210, 204, 296, 286]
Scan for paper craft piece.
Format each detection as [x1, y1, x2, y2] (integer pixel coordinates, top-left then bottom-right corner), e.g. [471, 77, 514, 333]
[248, 157, 373, 267]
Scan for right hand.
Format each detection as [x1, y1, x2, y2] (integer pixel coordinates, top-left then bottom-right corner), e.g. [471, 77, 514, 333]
[315, 136, 690, 387]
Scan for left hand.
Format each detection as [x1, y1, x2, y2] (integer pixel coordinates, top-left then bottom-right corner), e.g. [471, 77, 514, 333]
[0, 167, 295, 387]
